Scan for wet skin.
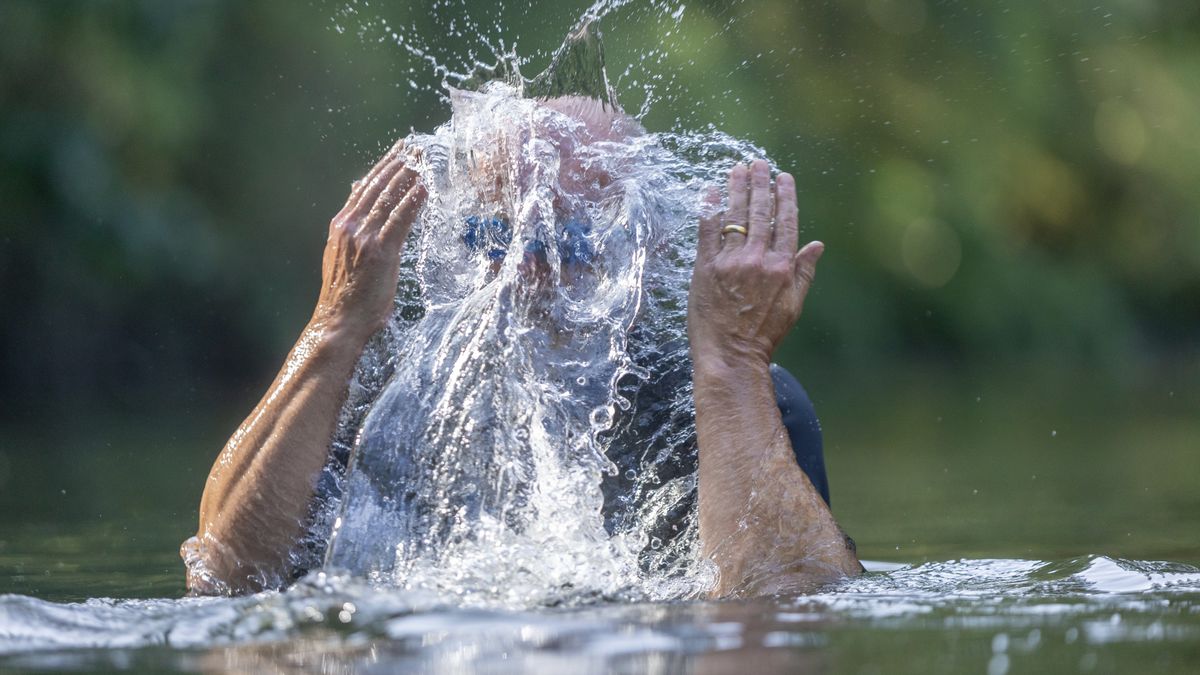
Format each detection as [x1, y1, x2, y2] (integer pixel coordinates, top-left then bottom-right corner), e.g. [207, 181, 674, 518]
[689, 161, 862, 596]
[185, 141, 427, 594]
[186, 128, 860, 596]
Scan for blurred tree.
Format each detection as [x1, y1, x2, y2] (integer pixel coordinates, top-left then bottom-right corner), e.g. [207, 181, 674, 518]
[1, 0, 1197, 428]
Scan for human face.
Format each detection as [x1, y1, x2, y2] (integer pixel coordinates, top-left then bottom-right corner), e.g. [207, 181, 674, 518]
[462, 214, 595, 284]
[459, 95, 640, 286]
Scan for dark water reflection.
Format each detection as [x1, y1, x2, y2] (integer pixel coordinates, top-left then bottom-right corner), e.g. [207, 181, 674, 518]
[1, 366, 1198, 672]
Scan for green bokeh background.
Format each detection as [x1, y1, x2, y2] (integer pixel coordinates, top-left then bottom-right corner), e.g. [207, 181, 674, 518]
[1, 0, 1197, 599]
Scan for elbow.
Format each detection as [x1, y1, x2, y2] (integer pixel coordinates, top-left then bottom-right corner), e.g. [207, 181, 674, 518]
[708, 531, 864, 599]
[713, 557, 862, 599]
[180, 534, 288, 597]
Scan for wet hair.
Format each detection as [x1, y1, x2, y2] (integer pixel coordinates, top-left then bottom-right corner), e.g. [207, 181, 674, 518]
[539, 95, 645, 143]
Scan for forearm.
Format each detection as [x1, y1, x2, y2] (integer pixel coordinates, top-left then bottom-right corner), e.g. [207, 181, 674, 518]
[693, 353, 861, 597]
[182, 139, 424, 595]
[189, 320, 366, 594]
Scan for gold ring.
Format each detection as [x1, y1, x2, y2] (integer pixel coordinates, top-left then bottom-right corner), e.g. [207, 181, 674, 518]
[721, 224, 748, 236]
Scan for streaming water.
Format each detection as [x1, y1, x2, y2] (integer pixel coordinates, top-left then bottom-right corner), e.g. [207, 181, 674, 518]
[3, 1, 1199, 671]
[303, 20, 772, 605]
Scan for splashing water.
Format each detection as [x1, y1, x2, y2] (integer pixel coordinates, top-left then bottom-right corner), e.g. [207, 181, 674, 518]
[4, 556, 1199, 666]
[302, 23, 771, 607]
[3, 3, 1200, 671]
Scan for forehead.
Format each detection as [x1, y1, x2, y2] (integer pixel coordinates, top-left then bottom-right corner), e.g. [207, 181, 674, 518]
[470, 96, 640, 158]
[464, 99, 640, 213]
[540, 96, 642, 143]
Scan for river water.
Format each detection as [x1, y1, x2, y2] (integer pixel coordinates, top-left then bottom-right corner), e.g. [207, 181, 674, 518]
[2, 369, 1199, 671]
[2, 538, 1199, 672]
[2, 0, 1199, 672]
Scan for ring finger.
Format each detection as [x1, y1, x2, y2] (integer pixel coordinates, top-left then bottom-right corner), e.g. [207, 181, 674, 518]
[721, 164, 750, 248]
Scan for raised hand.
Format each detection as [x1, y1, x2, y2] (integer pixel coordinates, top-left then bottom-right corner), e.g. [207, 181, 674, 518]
[186, 140, 426, 595]
[312, 140, 428, 342]
[687, 159, 823, 370]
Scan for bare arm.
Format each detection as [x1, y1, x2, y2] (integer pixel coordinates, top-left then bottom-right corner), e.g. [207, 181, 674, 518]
[182, 142, 427, 595]
[687, 160, 862, 598]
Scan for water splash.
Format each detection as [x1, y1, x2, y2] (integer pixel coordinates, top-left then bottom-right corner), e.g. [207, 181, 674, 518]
[282, 1, 784, 608]
[329, 0, 757, 131]
[4, 557, 1199, 665]
[292, 0, 797, 608]
[458, 22, 619, 108]
[317, 81, 766, 605]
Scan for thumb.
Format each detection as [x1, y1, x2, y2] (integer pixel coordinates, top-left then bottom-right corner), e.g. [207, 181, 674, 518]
[793, 240, 825, 292]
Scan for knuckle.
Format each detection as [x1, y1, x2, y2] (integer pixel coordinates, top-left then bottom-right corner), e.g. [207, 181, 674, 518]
[355, 227, 378, 244]
[763, 269, 789, 286]
[764, 255, 791, 275]
[727, 253, 785, 284]
[713, 258, 739, 276]
[361, 240, 383, 259]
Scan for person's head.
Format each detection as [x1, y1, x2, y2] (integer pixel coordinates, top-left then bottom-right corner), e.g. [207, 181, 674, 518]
[461, 95, 643, 285]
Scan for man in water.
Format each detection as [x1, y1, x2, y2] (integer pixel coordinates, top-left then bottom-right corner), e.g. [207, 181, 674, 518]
[183, 135, 863, 598]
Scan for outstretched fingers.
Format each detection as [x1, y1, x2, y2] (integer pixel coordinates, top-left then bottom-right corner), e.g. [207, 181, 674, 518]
[349, 158, 406, 222]
[746, 159, 773, 252]
[368, 165, 419, 222]
[381, 182, 427, 247]
[773, 172, 799, 253]
[344, 139, 406, 210]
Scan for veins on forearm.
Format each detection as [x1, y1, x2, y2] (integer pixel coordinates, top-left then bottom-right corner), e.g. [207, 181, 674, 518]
[693, 366, 860, 596]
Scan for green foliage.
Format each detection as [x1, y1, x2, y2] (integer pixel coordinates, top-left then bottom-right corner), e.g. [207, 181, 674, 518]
[1, 0, 1198, 421]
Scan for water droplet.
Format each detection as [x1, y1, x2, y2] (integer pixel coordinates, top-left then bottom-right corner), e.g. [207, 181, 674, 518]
[992, 633, 1009, 653]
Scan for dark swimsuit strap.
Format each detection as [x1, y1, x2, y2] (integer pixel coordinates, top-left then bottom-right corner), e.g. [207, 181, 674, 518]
[771, 364, 831, 507]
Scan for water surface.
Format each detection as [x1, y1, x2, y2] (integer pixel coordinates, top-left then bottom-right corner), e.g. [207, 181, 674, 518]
[2, 370, 1198, 672]
[2, 0, 1198, 670]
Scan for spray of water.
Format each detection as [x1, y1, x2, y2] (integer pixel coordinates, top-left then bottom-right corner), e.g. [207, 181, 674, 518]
[299, 19, 773, 607]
